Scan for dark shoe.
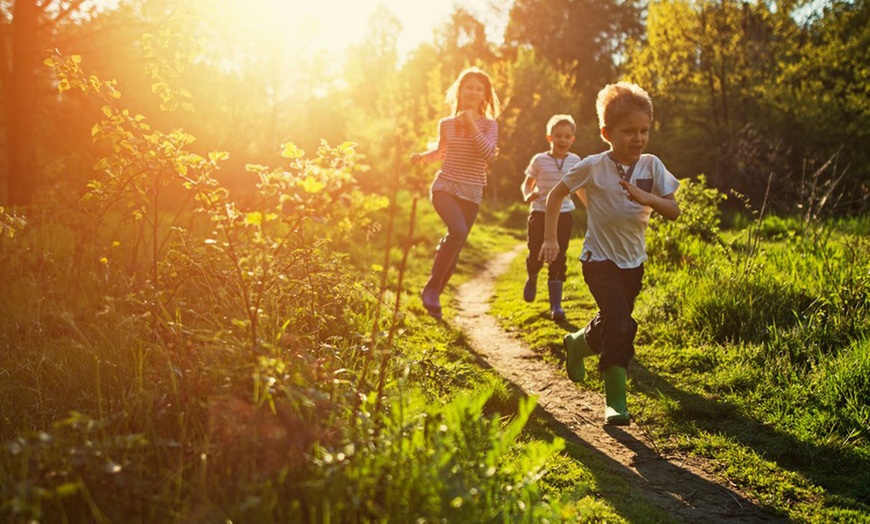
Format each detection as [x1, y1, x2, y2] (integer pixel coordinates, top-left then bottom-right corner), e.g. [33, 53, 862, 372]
[548, 280, 565, 321]
[603, 366, 630, 426]
[563, 328, 595, 382]
[523, 273, 538, 302]
[421, 288, 442, 319]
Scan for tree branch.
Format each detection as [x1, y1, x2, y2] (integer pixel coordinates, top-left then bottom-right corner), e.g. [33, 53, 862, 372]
[50, 0, 88, 25]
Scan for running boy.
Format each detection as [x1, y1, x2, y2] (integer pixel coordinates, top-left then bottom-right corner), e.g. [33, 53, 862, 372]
[520, 114, 582, 321]
[539, 82, 680, 425]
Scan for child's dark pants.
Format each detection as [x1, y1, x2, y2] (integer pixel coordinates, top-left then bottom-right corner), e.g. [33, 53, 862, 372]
[526, 210, 573, 281]
[581, 260, 644, 370]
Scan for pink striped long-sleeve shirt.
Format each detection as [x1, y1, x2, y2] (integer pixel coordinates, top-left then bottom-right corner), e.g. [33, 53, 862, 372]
[423, 116, 498, 186]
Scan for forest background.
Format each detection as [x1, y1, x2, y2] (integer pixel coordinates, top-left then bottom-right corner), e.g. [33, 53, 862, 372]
[1, 0, 868, 212]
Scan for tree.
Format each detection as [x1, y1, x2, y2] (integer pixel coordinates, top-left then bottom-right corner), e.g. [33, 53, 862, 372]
[491, 47, 587, 204]
[768, 0, 870, 193]
[0, 0, 99, 206]
[434, 7, 498, 72]
[503, 0, 642, 124]
[342, 6, 406, 194]
[620, 0, 870, 213]
[344, 6, 401, 113]
[622, 0, 807, 207]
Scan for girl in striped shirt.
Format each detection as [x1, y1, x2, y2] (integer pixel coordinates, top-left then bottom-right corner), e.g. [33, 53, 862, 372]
[410, 67, 500, 319]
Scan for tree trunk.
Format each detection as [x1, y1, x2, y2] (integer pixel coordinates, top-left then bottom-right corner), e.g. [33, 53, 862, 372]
[4, 0, 40, 207]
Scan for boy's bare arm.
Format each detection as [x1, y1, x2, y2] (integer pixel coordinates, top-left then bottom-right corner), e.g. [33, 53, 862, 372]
[653, 194, 680, 220]
[521, 175, 538, 202]
[619, 181, 680, 220]
[574, 188, 587, 207]
[539, 182, 571, 262]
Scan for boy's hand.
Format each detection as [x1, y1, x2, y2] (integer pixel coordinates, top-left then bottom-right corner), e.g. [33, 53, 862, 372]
[619, 180, 653, 205]
[539, 239, 560, 263]
[620, 180, 681, 220]
[526, 189, 541, 203]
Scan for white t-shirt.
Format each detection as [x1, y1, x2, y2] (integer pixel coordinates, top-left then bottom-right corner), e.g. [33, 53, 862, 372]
[525, 152, 582, 213]
[561, 152, 680, 268]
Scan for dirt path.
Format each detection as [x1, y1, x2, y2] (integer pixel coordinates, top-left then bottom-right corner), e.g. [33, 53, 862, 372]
[452, 245, 783, 523]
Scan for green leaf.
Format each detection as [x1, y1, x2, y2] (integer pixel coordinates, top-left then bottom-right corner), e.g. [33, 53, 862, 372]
[301, 176, 326, 193]
[54, 482, 80, 497]
[244, 212, 263, 226]
[281, 142, 305, 159]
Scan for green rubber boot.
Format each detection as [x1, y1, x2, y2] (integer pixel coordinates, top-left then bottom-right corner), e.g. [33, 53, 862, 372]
[603, 366, 630, 426]
[563, 328, 596, 382]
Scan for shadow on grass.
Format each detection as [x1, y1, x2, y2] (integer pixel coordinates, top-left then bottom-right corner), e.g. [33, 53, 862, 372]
[554, 317, 582, 333]
[630, 361, 870, 511]
[460, 344, 786, 523]
[513, 315, 870, 517]
[535, 404, 786, 523]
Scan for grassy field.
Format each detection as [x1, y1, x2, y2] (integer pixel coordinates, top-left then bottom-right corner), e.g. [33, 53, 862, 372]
[2, 161, 868, 522]
[1, 165, 665, 523]
[489, 186, 870, 522]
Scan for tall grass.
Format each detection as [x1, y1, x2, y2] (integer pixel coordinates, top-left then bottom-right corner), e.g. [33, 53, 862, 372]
[644, 174, 870, 433]
[639, 175, 870, 519]
[1, 55, 569, 522]
[491, 171, 870, 520]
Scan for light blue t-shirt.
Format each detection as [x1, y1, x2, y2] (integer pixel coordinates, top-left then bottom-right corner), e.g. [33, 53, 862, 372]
[561, 152, 680, 268]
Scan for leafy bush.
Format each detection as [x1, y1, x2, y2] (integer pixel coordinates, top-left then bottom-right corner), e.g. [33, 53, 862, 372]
[0, 207, 26, 238]
[296, 390, 565, 523]
[1, 50, 568, 524]
[756, 214, 801, 240]
[647, 174, 726, 265]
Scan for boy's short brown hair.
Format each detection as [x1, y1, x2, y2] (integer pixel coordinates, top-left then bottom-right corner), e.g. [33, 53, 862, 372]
[546, 114, 576, 136]
[596, 82, 653, 133]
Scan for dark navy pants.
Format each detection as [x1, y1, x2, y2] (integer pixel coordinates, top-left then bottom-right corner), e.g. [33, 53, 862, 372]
[526, 210, 573, 282]
[581, 260, 644, 370]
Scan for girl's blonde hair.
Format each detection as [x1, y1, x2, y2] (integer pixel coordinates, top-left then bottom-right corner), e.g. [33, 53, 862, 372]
[445, 67, 501, 119]
[596, 82, 653, 133]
